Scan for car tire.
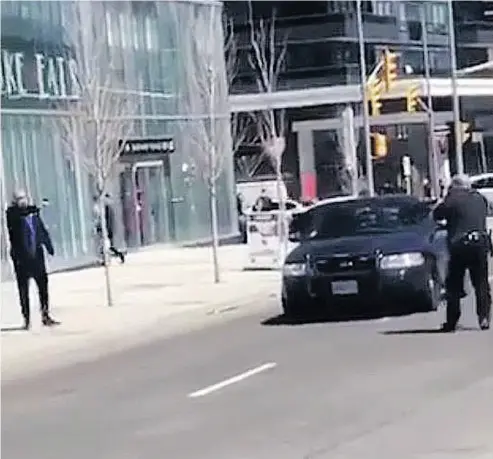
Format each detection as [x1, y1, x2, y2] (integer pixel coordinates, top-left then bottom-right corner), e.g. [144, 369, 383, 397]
[282, 297, 303, 320]
[424, 267, 443, 312]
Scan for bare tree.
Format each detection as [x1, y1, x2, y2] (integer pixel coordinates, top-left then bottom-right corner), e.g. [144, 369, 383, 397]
[247, 4, 289, 263]
[223, 16, 250, 156]
[175, 3, 232, 283]
[54, 2, 134, 306]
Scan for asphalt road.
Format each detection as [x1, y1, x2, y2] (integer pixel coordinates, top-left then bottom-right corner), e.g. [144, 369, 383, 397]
[2, 296, 493, 459]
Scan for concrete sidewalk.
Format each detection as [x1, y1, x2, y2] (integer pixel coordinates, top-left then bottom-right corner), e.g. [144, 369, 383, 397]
[1, 245, 280, 380]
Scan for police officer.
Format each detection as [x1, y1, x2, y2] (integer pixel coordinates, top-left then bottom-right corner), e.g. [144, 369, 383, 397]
[433, 174, 492, 332]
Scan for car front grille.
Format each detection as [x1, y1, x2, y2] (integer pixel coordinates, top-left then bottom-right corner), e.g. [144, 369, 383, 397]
[314, 254, 375, 275]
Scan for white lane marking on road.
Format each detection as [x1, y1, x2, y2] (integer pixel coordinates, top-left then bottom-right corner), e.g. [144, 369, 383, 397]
[188, 362, 277, 398]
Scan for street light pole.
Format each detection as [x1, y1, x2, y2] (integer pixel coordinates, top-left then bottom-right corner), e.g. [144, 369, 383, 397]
[420, 3, 438, 196]
[448, 0, 464, 174]
[356, 0, 374, 196]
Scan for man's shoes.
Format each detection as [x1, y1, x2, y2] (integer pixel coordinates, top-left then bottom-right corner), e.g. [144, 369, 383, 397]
[119, 252, 125, 264]
[479, 317, 490, 331]
[22, 320, 30, 331]
[42, 316, 61, 327]
[440, 322, 457, 333]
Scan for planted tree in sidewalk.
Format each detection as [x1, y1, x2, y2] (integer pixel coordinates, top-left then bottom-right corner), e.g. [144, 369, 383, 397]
[175, 4, 232, 284]
[247, 5, 289, 264]
[223, 16, 251, 159]
[54, 2, 134, 306]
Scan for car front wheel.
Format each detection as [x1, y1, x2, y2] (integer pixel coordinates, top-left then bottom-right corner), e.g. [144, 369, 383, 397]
[424, 267, 443, 312]
[282, 296, 304, 319]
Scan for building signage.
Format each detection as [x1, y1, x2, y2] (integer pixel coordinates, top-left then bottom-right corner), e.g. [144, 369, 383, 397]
[1, 49, 80, 99]
[120, 137, 175, 156]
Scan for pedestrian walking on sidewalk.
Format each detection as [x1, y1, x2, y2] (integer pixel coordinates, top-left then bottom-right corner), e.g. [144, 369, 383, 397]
[433, 174, 492, 332]
[6, 189, 60, 330]
[93, 195, 125, 264]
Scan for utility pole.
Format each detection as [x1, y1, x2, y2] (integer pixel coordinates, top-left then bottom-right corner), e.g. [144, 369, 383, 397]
[356, 0, 374, 196]
[420, 3, 438, 196]
[448, 0, 464, 175]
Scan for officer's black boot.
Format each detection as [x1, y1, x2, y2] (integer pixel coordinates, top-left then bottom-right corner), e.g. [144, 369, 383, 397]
[479, 312, 491, 330]
[442, 296, 461, 332]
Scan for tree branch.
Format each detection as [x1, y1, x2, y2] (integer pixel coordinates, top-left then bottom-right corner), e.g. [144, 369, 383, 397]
[53, 2, 134, 197]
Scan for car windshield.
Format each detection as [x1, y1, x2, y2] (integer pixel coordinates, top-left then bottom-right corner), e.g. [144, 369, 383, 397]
[308, 198, 429, 240]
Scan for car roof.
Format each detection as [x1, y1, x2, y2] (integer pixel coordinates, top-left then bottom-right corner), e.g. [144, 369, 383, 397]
[309, 194, 419, 211]
[306, 195, 358, 210]
[470, 173, 493, 182]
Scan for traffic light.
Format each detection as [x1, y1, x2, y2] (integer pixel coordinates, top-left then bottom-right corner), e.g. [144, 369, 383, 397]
[383, 49, 398, 92]
[372, 133, 388, 159]
[406, 84, 420, 113]
[367, 78, 384, 116]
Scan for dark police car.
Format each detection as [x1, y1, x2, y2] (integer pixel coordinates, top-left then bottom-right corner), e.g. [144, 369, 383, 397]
[282, 195, 448, 318]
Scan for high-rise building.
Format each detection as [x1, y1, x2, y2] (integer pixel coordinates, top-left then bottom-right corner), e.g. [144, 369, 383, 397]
[1, 0, 237, 277]
[226, 1, 493, 199]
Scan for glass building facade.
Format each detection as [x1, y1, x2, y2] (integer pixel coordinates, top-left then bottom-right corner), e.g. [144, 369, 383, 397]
[1, 0, 237, 279]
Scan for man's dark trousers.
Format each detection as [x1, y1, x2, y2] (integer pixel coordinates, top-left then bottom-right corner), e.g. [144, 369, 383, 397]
[446, 237, 491, 327]
[13, 257, 49, 325]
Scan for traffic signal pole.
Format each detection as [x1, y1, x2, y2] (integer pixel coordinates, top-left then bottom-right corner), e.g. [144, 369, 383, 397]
[356, 0, 375, 197]
[420, 3, 439, 197]
[448, 0, 464, 175]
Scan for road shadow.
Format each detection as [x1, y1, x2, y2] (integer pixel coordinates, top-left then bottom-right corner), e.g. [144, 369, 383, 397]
[1, 325, 26, 333]
[262, 310, 393, 326]
[381, 325, 478, 336]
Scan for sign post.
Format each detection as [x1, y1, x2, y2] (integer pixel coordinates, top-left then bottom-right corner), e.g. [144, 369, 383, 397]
[245, 210, 289, 270]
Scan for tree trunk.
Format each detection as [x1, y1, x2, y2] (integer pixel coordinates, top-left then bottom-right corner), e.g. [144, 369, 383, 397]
[98, 195, 113, 307]
[209, 178, 221, 284]
[275, 161, 287, 267]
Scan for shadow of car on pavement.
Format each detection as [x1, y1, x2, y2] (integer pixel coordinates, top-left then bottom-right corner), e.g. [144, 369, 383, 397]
[261, 310, 410, 326]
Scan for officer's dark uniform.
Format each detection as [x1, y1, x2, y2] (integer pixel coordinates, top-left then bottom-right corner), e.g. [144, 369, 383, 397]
[433, 181, 492, 331]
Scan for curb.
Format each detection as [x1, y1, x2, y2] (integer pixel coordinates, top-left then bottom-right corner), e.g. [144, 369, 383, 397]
[1, 285, 279, 382]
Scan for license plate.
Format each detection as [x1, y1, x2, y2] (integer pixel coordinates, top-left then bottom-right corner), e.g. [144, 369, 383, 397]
[331, 280, 358, 295]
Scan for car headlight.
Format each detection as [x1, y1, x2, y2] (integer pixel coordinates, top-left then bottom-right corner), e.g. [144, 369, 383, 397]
[380, 252, 425, 269]
[282, 262, 306, 277]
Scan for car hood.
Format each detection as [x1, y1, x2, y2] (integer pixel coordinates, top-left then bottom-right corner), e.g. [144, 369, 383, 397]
[286, 230, 430, 262]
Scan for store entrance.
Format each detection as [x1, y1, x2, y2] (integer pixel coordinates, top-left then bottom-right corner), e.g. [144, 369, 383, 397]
[119, 160, 174, 248]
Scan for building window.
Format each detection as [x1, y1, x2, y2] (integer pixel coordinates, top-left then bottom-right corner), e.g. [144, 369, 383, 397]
[429, 49, 450, 76]
[119, 12, 130, 49]
[144, 16, 158, 50]
[105, 9, 114, 48]
[275, 1, 327, 18]
[426, 2, 447, 32]
[327, 1, 354, 14]
[131, 14, 141, 50]
[372, 1, 393, 16]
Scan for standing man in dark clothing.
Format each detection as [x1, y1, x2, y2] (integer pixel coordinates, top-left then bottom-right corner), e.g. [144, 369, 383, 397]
[94, 195, 125, 263]
[6, 189, 60, 330]
[237, 193, 247, 244]
[433, 175, 492, 332]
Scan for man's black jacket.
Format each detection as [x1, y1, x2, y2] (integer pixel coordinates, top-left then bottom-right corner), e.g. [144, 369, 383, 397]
[6, 205, 54, 264]
[433, 187, 490, 247]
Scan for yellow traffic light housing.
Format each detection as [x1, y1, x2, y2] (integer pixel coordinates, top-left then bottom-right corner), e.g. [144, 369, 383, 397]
[372, 133, 388, 159]
[367, 78, 384, 116]
[406, 85, 420, 113]
[383, 49, 398, 92]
